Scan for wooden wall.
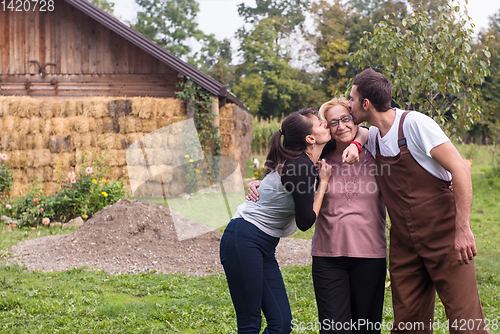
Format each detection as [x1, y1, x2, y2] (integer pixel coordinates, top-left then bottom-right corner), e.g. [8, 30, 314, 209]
[0, 0, 181, 98]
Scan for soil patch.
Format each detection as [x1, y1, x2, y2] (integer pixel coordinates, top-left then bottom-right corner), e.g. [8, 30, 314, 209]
[8, 199, 312, 275]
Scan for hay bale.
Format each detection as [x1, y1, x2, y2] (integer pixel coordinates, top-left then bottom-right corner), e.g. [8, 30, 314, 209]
[0, 97, 7, 117]
[29, 149, 52, 167]
[156, 115, 184, 129]
[42, 166, 54, 182]
[132, 97, 156, 119]
[28, 133, 46, 150]
[125, 133, 144, 147]
[108, 99, 132, 117]
[42, 182, 57, 194]
[24, 134, 42, 150]
[2, 115, 17, 132]
[82, 99, 94, 117]
[74, 100, 86, 116]
[51, 118, 71, 135]
[28, 167, 45, 182]
[141, 119, 158, 134]
[38, 100, 54, 119]
[119, 136, 131, 150]
[8, 151, 27, 168]
[52, 100, 66, 117]
[26, 167, 39, 182]
[40, 119, 51, 136]
[65, 100, 78, 117]
[31, 136, 44, 150]
[107, 167, 127, 182]
[95, 117, 119, 134]
[13, 168, 27, 184]
[29, 116, 43, 134]
[11, 183, 24, 197]
[17, 117, 30, 135]
[51, 152, 76, 168]
[7, 132, 23, 151]
[9, 97, 36, 117]
[69, 116, 94, 134]
[75, 149, 94, 166]
[26, 150, 35, 167]
[25, 135, 34, 150]
[96, 133, 122, 150]
[125, 116, 140, 132]
[72, 134, 96, 149]
[104, 149, 127, 166]
[158, 98, 185, 118]
[90, 99, 109, 118]
[49, 135, 73, 153]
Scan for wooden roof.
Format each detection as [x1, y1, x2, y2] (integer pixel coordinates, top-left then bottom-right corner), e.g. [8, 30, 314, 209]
[63, 0, 247, 110]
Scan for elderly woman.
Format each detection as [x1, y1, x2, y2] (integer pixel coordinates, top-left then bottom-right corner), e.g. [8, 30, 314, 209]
[247, 98, 387, 333]
[313, 97, 386, 333]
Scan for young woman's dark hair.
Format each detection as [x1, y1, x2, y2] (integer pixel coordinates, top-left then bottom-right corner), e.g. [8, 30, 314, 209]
[264, 108, 317, 175]
[352, 68, 393, 112]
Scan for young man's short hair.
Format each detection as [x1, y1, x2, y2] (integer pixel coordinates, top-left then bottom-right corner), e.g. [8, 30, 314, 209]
[352, 69, 393, 112]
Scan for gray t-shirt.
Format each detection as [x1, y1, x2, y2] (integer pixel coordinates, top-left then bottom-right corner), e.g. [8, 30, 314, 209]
[233, 153, 319, 238]
[233, 171, 297, 238]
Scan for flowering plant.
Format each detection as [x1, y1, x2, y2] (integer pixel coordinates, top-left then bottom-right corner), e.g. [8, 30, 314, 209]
[10, 151, 129, 227]
[0, 153, 14, 197]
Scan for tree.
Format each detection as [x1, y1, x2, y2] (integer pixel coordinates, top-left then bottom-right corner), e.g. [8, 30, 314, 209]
[133, 0, 218, 58]
[350, 3, 492, 136]
[475, 10, 500, 142]
[232, 74, 265, 114]
[238, 0, 310, 37]
[234, 1, 323, 117]
[89, 0, 115, 14]
[310, 0, 409, 96]
[196, 39, 236, 87]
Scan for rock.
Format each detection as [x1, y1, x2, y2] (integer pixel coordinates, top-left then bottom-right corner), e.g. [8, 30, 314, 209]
[64, 217, 84, 228]
[50, 222, 63, 228]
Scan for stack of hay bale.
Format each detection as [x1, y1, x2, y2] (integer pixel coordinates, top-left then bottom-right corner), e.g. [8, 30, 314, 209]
[0, 96, 185, 196]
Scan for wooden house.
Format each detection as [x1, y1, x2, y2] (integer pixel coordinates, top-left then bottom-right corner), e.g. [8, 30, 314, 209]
[0, 0, 252, 196]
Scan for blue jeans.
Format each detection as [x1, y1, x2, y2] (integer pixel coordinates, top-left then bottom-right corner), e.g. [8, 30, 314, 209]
[220, 218, 293, 334]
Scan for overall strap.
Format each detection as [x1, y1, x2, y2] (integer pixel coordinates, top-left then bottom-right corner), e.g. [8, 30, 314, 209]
[398, 111, 411, 147]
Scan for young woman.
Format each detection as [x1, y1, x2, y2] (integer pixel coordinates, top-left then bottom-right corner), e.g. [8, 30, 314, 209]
[220, 108, 361, 334]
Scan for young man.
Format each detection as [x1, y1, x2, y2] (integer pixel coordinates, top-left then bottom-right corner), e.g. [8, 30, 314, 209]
[348, 68, 489, 334]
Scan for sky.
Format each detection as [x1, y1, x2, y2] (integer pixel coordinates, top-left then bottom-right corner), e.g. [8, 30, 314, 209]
[109, 0, 500, 42]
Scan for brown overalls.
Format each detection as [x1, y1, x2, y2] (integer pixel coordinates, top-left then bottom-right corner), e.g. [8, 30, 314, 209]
[374, 111, 488, 334]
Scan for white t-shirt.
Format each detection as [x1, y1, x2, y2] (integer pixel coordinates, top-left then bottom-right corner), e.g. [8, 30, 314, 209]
[365, 109, 452, 181]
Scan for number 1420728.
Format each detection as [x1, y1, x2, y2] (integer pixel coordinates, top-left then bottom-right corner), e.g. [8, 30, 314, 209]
[1, 0, 55, 12]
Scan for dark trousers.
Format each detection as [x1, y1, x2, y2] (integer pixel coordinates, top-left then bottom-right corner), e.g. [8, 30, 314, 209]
[312, 256, 386, 334]
[220, 218, 293, 334]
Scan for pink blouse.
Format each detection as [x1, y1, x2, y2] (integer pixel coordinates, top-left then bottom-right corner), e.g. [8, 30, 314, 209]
[312, 150, 387, 258]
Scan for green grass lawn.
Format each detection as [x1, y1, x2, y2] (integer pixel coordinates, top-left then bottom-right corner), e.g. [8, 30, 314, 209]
[0, 144, 499, 333]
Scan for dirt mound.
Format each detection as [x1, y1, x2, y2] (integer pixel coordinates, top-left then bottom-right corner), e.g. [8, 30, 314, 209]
[9, 199, 312, 275]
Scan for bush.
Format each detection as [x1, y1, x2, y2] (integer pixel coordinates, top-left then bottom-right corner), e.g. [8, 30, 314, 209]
[0, 154, 14, 197]
[11, 151, 129, 228]
[252, 117, 281, 155]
